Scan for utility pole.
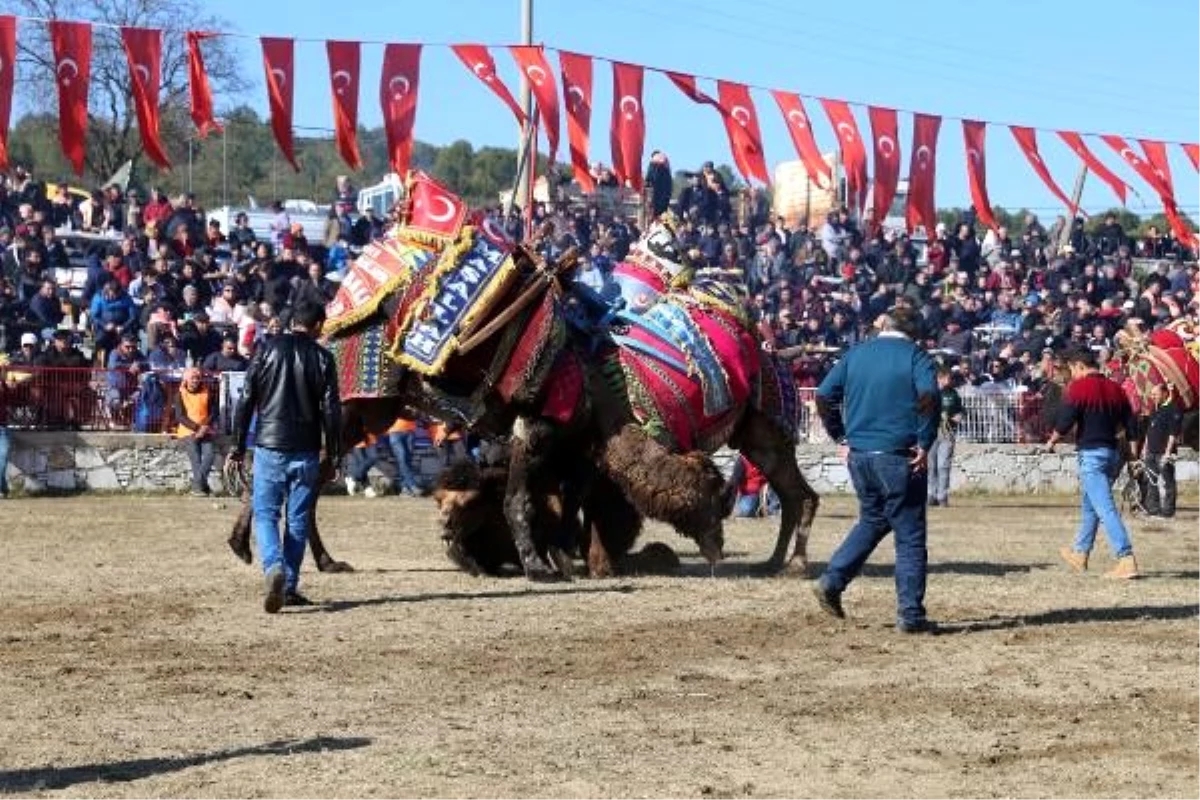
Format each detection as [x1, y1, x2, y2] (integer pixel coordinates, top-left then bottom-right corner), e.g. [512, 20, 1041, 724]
[1057, 165, 1088, 254]
[511, 0, 535, 219]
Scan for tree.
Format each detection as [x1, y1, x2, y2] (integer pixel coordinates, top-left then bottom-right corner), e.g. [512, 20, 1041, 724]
[8, 0, 247, 181]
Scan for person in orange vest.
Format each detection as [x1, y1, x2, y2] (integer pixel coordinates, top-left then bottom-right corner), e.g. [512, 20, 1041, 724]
[729, 454, 779, 518]
[173, 367, 219, 496]
[345, 429, 379, 498]
[384, 412, 424, 496]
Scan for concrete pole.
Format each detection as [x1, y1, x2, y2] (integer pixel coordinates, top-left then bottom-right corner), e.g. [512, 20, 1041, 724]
[1057, 165, 1088, 254]
[512, 0, 535, 218]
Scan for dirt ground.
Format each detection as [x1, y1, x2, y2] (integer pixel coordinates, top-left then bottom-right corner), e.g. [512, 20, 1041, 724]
[0, 491, 1196, 799]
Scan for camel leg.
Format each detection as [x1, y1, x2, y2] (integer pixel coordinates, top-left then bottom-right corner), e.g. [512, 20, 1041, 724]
[503, 418, 560, 582]
[227, 499, 253, 564]
[734, 409, 820, 576]
[309, 499, 353, 573]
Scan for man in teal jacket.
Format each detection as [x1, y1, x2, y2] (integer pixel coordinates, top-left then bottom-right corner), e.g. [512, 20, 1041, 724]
[813, 306, 941, 634]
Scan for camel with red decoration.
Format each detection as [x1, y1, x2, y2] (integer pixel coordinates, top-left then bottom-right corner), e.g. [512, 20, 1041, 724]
[1110, 320, 1199, 450]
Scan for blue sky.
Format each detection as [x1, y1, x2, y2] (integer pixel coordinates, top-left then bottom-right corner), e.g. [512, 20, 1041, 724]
[174, 0, 1200, 216]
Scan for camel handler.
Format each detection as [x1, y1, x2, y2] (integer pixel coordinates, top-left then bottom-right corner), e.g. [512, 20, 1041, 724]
[1047, 347, 1140, 579]
[226, 301, 341, 613]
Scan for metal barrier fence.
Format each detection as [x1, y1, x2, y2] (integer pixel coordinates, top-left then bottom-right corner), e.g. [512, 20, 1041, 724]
[0, 366, 229, 434]
[3, 368, 1049, 445]
[793, 387, 1049, 445]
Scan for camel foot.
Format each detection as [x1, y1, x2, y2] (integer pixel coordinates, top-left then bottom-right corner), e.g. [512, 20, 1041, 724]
[227, 536, 252, 565]
[317, 558, 355, 574]
[782, 558, 810, 579]
[548, 546, 576, 580]
[522, 555, 563, 583]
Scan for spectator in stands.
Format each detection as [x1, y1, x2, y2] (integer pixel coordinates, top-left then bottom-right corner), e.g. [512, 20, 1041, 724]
[27, 279, 63, 337]
[10, 331, 40, 365]
[292, 260, 333, 308]
[148, 334, 187, 372]
[104, 333, 145, 426]
[173, 367, 219, 496]
[644, 150, 673, 219]
[936, 315, 971, 356]
[89, 279, 138, 359]
[201, 336, 248, 373]
[230, 211, 256, 250]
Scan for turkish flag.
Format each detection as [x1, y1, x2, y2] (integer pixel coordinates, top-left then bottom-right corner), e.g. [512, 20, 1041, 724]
[609, 61, 645, 192]
[510, 46, 560, 164]
[666, 71, 716, 106]
[48, 20, 91, 176]
[1100, 134, 1170, 198]
[867, 105, 900, 233]
[716, 81, 769, 185]
[186, 32, 222, 138]
[326, 40, 362, 170]
[1010, 127, 1076, 216]
[1183, 143, 1199, 171]
[558, 51, 593, 193]
[772, 91, 831, 188]
[406, 170, 467, 242]
[1057, 131, 1128, 205]
[451, 44, 526, 127]
[905, 112, 941, 236]
[819, 99, 868, 212]
[1139, 139, 1196, 247]
[379, 44, 421, 178]
[120, 27, 170, 170]
[962, 120, 996, 232]
[261, 37, 298, 170]
[0, 16, 15, 171]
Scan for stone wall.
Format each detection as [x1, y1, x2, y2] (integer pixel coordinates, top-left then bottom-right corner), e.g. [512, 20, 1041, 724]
[4, 431, 1195, 495]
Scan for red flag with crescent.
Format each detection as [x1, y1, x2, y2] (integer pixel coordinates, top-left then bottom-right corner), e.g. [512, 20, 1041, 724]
[406, 170, 467, 241]
[261, 37, 298, 171]
[558, 51, 593, 193]
[1139, 139, 1196, 247]
[186, 32, 222, 139]
[380, 44, 421, 179]
[905, 112, 941, 236]
[1011, 126, 1076, 216]
[49, 20, 91, 176]
[1100, 134, 1170, 198]
[1057, 131, 1129, 205]
[819, 99, 868, 212]
[451, 44, 526, 127]
[326, 40, 362, 170]
[510, 46, 560, 164]
[962, 120, 996, 232]
[0, 16, 15, 171]
[1183, 143, 1199, 171]
[716, 81, 769, 185]
[120, 27, 170, 170]
[666, 71, 717, 106]
[609, 61, 645, 192]
[772, 91, 831, 188]
[867, 105, 900, 233]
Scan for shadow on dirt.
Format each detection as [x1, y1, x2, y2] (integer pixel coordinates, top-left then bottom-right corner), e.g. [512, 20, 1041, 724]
[0, 736, 372, 793]
[946, 603, 1199, 634]
[313, 583, 641, 613]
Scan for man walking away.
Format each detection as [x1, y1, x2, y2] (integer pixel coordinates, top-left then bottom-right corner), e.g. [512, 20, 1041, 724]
[1046, 347, 1139, 579]
[228, 301, 341, 612]
[1138, 383, 1182, 518]
[812, 307, 941, 634]
[928, 367, 963, 507]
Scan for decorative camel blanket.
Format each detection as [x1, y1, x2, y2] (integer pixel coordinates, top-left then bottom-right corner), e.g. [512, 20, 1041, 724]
[1115, 328, 1199, 413]
[324, 239, 437, 337]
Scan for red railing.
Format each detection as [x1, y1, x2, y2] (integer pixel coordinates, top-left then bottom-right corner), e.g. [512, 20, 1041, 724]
[0, 366, 223, 434]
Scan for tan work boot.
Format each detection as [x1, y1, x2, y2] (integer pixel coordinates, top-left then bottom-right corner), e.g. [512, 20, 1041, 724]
[1104, 555, 1140, 580]
[1059, 547, 1088, 573]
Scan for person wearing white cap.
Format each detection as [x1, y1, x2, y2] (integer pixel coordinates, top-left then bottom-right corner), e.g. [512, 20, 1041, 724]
[11, 332, 40, 365]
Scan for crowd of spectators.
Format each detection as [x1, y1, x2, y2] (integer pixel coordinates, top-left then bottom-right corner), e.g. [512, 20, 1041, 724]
[1, 155, 1196, 433]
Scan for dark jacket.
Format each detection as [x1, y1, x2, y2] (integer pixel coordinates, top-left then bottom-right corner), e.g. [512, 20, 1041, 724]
[233, 332, 341, 458]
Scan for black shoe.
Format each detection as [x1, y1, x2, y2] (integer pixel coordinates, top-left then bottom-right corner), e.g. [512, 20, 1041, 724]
[811, 581, 846, 619]
[896, 619, 940, 635]
[263, 567, 285, 614]
[283, 591, 314, 608]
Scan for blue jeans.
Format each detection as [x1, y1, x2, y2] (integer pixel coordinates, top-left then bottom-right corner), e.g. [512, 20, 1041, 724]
[347, 445, 378, 482]
[733, 488, 780, 518]
[252, 447, 320, 592]
[820, 451, 928, 626]
[0, 426, 10, 496]
[1071, 448, 1133, 558]
[385, 432, 421, 492]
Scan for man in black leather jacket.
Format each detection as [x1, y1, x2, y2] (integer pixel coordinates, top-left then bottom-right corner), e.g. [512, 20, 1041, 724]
[228, 300, 341, 613]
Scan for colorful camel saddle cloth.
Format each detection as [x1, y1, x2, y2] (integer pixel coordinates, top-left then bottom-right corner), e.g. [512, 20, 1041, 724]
[324, 238, 437, 337]
[393, 227, 522, 377]
[324, 313, 403, 400]
[1120, 329, 1200, 412]
[610, 300, 759, 452]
